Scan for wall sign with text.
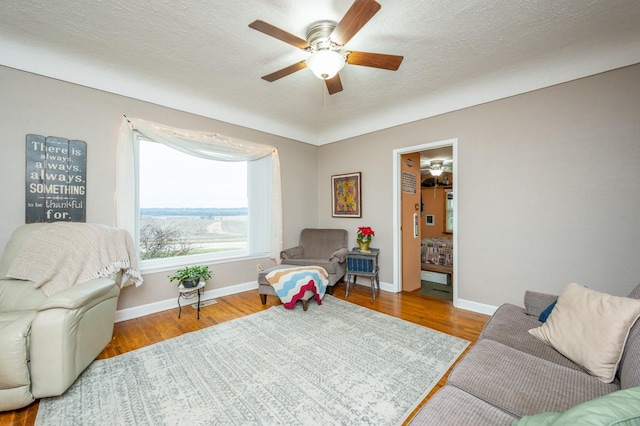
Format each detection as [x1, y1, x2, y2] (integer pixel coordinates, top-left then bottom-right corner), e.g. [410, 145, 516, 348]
[25, 134, 87, 223]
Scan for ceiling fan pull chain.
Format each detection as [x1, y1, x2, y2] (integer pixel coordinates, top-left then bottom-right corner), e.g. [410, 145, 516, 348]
[322, 80, 326, 109]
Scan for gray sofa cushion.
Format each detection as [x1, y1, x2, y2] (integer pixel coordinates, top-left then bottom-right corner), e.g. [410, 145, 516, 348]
[618, 283, 640, 389]
[618, 321, 640, 390]
[448, 340, 620, 418]
[523, 291, 558, 317]
[515, 386, 640, 426]
[628, 283, 640, 299]
[408, 385, 517, 426]
[480, 303, 584, 371]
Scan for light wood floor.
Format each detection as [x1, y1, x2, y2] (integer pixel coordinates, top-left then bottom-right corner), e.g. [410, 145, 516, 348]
[1, 283, 489, 426]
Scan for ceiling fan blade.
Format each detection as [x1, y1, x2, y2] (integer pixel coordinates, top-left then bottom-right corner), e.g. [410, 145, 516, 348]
[261, 61, 307, 82]
[346, 51, 403, 70]
[249, 20, 310, 50]
[331, 0, 381, 46]
[325, 74, 343, 95]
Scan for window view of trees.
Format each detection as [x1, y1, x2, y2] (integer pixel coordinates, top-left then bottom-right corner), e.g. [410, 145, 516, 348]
[139, 219, 192, 260]
[138, 209, 248, 260]
[138, 140, 249, 261]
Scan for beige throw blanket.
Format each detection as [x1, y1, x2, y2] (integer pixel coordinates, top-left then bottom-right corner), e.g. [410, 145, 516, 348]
[7, 223, 143, 296]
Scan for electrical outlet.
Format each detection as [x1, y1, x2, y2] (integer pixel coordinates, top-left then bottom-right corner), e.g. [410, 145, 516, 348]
[256, 264, 263, 272]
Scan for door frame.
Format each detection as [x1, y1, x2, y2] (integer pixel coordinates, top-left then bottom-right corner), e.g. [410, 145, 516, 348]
[392, 138, 458, 303]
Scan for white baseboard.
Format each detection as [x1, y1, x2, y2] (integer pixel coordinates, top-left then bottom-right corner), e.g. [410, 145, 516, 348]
[353, 281, 497, 316]
[379, 281, 394, 293]
[115, 281, 259, 323]
[454, 298, 498, 316]
[350, 277, 393, 293]
[115, 280, 498, 322]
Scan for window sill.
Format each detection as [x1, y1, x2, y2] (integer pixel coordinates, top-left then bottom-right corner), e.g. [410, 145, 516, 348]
[140, 252, 270, 275]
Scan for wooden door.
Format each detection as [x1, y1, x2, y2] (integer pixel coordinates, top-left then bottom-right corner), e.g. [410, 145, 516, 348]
[401, 152, 421, 292]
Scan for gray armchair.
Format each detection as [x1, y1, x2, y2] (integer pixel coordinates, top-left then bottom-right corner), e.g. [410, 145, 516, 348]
[280, 228, 349, 293]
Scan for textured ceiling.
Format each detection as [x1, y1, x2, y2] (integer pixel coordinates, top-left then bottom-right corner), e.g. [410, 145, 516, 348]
[1, 0, 639, 145]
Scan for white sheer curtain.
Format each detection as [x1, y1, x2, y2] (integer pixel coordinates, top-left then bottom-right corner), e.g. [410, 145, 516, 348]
[115, 116, 283, 260]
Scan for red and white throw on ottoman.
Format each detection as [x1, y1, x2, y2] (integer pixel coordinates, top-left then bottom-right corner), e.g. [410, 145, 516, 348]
[265, 266, 328, 311]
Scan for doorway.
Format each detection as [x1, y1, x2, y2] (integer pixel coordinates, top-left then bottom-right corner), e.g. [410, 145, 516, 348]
[392, 139, 458, 304]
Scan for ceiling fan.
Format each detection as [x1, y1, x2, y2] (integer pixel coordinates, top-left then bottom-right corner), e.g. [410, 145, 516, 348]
[249, 0, 403, 95]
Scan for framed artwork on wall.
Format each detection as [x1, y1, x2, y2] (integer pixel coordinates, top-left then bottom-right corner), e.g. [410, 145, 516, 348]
[331, 172, 361, 218]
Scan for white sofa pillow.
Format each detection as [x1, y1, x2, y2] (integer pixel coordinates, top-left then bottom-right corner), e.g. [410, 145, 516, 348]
[529, 283, 640, 383]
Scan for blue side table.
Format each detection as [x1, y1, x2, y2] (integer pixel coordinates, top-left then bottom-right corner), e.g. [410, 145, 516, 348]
[345, 248, 380, 300]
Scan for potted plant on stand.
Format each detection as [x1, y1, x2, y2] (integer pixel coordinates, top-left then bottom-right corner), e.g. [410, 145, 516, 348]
[168, 265, 213, 288]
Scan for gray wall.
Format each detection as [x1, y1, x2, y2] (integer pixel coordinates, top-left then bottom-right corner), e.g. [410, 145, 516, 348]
[2, 63, 639, 313]
[318, 64, 640, 308]
[0, 65, 318, 310]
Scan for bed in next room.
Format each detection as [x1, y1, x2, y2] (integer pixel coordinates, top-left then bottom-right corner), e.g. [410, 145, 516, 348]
[420, 237, 453, 282]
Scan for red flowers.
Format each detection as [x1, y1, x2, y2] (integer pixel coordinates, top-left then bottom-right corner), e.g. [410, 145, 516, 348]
[357, 226, 375, 243]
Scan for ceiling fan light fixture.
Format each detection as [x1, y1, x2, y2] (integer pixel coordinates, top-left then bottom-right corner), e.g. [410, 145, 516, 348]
[429, 169, 444, 177]
[306, 49, 345, 80]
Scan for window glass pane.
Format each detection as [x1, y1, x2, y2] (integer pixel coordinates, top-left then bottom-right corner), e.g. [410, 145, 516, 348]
[138, 140, 248, 260]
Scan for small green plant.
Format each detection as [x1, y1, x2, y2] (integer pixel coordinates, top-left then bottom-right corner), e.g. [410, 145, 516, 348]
[168, 265, 213, 287]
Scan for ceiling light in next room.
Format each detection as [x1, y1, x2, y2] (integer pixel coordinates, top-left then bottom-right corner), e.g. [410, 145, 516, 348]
[429, 160, 445, 176]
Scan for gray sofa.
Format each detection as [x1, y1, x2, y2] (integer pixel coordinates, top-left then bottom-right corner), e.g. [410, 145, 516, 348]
[409, 283, 640, 425]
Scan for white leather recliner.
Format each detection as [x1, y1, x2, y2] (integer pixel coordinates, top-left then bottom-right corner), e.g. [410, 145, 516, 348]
[0, 224, 121, 411]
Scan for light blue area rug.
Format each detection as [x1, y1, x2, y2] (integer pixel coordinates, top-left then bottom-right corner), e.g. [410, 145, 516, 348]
[36, 295, 469, 425]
